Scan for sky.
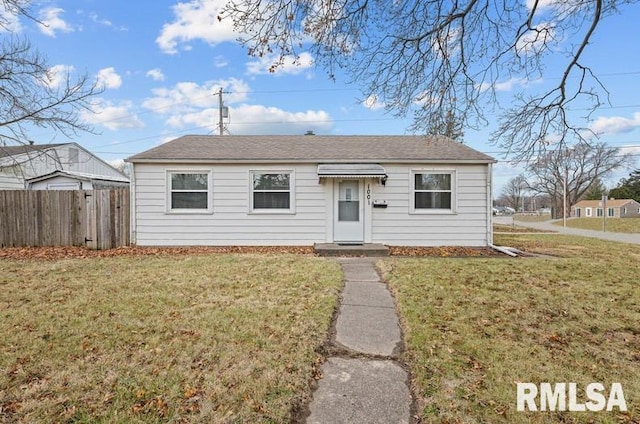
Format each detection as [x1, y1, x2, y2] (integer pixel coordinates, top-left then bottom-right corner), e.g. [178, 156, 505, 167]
[5, 0, 640, 192]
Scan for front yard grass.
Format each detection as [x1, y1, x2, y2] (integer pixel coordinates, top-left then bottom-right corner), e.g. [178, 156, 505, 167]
[513, 214, 552, 223]
[380, 234, 639, 423]
[0, 254, 342, 423]
[554, 217, 640, 233]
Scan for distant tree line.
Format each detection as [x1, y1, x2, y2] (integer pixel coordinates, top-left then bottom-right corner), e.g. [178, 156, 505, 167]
[496, 142, 635, 218]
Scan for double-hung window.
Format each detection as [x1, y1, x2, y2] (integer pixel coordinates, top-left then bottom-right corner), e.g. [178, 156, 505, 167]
[412, 171, 455, 212]
[250, 171, 294, 212]
[607, 207, 615, 217]
[168, 171, 210, 212]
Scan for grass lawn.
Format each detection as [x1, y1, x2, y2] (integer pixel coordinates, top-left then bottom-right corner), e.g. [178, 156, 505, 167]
[0, 254, 342, 423]
[380, 234, 639, 423]
[513, 214, 553, 222]
[493, 224, 550, 234]
[554, 217, 640, 233]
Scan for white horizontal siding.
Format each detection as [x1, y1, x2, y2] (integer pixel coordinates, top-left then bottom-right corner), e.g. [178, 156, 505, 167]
[133, 163, 327, 246]
[132, 162, 491, 247]
[0, 174, 24, 189]
[370, 164, 489, 246]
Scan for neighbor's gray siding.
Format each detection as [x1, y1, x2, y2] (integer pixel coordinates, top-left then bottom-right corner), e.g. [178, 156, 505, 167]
[132, 163, 326, 246]
[370, 164, 490, 246]
[0, 145, 126, 189]
[621, 200, 640, 218]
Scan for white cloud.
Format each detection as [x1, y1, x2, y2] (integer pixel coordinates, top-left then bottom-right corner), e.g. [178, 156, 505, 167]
[477, 77, 535, 93]
[157, 0, 238, 54]
[38, 7, 73, 37]
[88, 12, 112, 27]
[525, 0, 559, 11]
[171, 104, 333, 135]
[146, 68, 166, 82]
[46, 64, 75, 89]
[81, 100, 144, 130]
[142, 78, 250, 114]
[246, 52, 314, 76]
[515, 23, 555, 54]
[589, 112, 640, 136]
[96, 67, 122, 90]
[144, 77, 332, 134]
[0, 2, 22, 33]
[362, 94, 385, 111]
[214, 55, 229, 68]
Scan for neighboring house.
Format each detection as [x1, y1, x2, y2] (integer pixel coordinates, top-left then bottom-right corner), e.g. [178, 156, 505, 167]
[26, 170, 129, 190]
[0, 143, 128, 190]
[571, 198, 640, 218]
[127, 135, 496, 247]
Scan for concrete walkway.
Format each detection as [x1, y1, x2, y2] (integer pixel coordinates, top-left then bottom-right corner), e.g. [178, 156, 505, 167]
[495, 216, 640, 245]
[305, 258, 412, 424]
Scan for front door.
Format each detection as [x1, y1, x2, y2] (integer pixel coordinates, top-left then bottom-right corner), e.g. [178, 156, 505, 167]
[334, 180, 364, 243]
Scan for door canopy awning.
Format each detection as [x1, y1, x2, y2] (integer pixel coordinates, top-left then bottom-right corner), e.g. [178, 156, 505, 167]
[317, 164, 387, 183]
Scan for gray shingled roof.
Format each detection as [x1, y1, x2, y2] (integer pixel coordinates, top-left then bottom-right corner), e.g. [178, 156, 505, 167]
[0, 143, 68, 159]
[127, 135, 495, 163]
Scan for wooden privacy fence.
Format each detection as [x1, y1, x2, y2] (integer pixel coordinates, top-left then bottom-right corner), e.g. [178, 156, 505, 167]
[0, 189, 129, 249]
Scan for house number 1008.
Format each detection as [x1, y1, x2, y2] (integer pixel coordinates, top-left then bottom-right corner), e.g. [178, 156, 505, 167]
[367, 184, 371, 205]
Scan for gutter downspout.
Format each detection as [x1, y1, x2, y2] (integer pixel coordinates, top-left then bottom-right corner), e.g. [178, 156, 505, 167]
[490, 244, 518, 257]
[129, 163, 136, 245]
[487, 162, 493, 246]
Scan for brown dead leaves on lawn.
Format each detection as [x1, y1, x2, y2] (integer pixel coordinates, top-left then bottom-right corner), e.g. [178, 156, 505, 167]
[0, 244, 506, 260]
[0, 245, 315, 260]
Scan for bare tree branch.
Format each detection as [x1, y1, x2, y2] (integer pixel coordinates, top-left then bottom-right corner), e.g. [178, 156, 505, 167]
[222, 0, 636, 159]
[0, 1, 102, 148]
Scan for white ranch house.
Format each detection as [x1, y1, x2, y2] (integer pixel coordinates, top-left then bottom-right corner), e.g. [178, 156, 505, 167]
[127, 135, 496, 247]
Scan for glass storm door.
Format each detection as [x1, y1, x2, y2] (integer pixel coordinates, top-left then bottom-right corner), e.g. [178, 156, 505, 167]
[334, 180, 364, 243]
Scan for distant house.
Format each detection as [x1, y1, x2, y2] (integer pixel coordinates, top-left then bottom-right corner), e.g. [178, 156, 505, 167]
[0, 143, 128, 190]
[571, 198, 640, 218]
[127, 135, 496, 247]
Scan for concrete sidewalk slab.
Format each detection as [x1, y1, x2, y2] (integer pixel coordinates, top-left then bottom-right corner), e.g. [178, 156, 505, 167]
[341, 281, 396, 308]
[305, 357, 411, 424]
[335, 304, 402, 356]
[340, 262, 382, 282]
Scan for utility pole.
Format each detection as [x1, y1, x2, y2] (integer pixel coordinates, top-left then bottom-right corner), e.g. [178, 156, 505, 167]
[602, 194, 607, 232]
[216, 88, 230, 135]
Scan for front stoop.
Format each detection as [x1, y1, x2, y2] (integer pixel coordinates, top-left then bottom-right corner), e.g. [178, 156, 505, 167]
[314, 243, 389, 257]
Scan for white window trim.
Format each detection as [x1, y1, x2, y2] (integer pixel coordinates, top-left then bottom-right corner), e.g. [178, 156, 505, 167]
[607, 207, 615, 217]
[409, 169, 457, 214]
[248, 169, 296, 214]
[166, 170, 212, 214]
[585, 207, 592, 217]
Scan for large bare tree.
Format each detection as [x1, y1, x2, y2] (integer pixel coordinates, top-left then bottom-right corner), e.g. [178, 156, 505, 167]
[0, 0, 100, 147]
[500, 174, 528, 211]
[527, 142, 631, 218]
[222, 0, 634, 158]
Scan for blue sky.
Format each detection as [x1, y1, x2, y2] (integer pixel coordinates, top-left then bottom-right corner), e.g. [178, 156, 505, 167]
[7, 0, 640, 191]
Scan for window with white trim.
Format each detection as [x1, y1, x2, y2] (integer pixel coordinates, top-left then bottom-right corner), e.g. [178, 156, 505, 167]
[251, 171, 293, 212]
[585, 207, 592, 217]
[412, 171, 454, 212]
[607, 207, 615, 217]
[168, 172, 210, 211]
[596, 208, 603, 217]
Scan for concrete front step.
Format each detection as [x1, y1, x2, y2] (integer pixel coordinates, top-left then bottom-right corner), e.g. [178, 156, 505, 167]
[314, 243, 389, 257]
